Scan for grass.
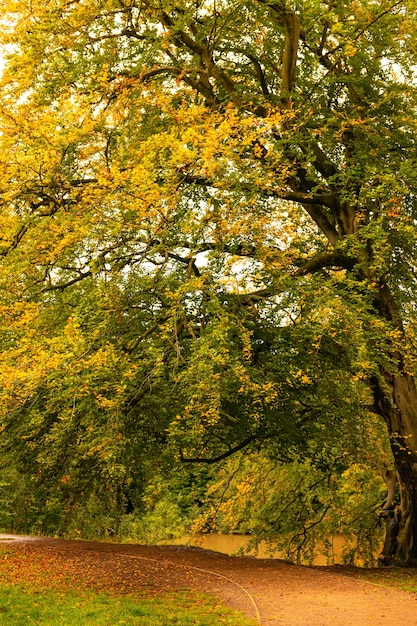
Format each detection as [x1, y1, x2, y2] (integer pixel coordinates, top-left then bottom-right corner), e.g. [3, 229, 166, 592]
[357, 567, 417, 593]
[0, 584, 257, 625]
[324, 563, 417, 594]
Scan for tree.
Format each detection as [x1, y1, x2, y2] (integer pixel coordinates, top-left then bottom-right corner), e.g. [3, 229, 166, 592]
[193, 451, 388, 566]
[1, 0, 417, 562]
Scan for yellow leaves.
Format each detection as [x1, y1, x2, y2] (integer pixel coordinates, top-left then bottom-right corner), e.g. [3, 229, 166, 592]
[235, 479, 254, 496]
[294, 369, 313, 385]
[94, 394, 118, 410]
[261, 381, 280, 403]
[252, 143, 265, 158]
[344, 43, 357, 58]
[62, 317, 84, 351]
[92, 63, 111, 89]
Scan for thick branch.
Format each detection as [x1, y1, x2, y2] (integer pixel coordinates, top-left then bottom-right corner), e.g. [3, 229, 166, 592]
[179, 172, 338, 211]
[294, 251, 353, 276]
[280, 10, 300, 100]
[254, 1, 300, 101]
[301, 204, 339, 245]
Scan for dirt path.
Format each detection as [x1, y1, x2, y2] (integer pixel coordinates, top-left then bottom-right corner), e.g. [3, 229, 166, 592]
[1, 534, 417, 625]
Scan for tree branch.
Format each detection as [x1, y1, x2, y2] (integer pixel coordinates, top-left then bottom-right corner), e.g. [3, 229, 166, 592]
[352, 0, 405, 42]
[280, 10, 301, 101]
[294, 251, 353, 275]
[246, 53, 270, 96]
[139, 65, 209, 82]
[180, 436, 255, 464]
[41, 270, 92, 292]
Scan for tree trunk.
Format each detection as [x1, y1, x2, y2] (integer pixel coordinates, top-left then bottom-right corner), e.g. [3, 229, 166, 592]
[372, 372, 417, 565]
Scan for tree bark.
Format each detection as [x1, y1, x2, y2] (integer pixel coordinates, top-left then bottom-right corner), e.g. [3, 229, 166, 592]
[372, 372, 417, 565]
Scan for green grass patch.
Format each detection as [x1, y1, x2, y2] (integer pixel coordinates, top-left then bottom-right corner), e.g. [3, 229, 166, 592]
[358, 568, 417, 593]
[0, 584, 256, 625]
[330, 565, 417, 593]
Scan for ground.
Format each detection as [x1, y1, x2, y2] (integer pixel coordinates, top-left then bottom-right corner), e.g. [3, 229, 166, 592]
[1, 534, 417, 625]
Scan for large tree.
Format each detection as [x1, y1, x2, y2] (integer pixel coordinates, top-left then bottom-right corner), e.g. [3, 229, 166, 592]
[1, 0, 417, 562]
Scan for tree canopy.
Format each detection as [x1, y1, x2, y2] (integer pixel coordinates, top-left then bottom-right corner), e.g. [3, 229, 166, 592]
[0, 0, 417, 563]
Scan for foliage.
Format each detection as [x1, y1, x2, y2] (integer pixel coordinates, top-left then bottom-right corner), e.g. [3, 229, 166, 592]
[117, 484, 188, 544]
[191, 445, 387, 565]
[1, 0, 417, 561]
